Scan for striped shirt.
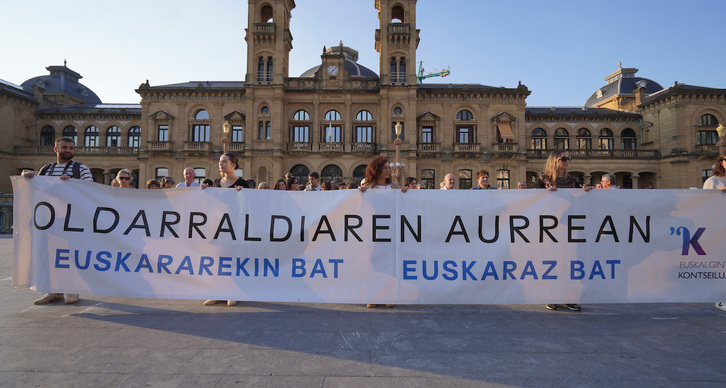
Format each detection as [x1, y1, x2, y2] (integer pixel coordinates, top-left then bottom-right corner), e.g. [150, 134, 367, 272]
[40, 161, 93, 181]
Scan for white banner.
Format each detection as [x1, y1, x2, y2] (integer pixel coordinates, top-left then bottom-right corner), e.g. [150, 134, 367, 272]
[11, 176, 726, 304]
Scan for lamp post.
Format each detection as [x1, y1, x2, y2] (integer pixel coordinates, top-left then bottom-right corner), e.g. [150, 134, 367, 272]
[392, 121, 404, 186]
[222, 121, 231, 154]
[717, 124, 726, 154]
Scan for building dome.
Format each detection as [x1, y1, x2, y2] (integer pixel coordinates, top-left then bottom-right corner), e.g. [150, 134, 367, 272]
[585, 65, 662, 107]
[21, 64, 102, 104]
[300, 43, 378, 78]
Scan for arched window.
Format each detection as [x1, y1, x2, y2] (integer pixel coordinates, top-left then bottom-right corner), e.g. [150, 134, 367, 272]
[260, 106, 270, 115]
[598, 128, 614, 150]
[128, 126, 141, 148]
[531, 128, 547, 150]
[40, 125, 55, 147]
[356, 110, 373, 121]
[324, 110, 341, 121]
[554, 128, 569, 150]
[258, 57, 265, 82]
[456, 110, 474, 121]
[62, 125, 77, 144]
[390, 58, 397, 83]
[355, 110, 374, 143]
[576, 128, 591, 149]
[353, 165, 367, 184]
[267, 57, 273, 82]
[321, 164, 343, 184]
[698, 114, 718, 126]
[391, 5, 404, 22]
[195, 109, 210, 120]
[393, 107, 403, 116]
[621, 128, 637, 150]
[290, 164, 310, 187]
[261, 5, 273, 22]
[293, 110, 309, 120]
[323, 110, 342, 143]
[85, 125, 99, 147]
[106, 126, 121, 147]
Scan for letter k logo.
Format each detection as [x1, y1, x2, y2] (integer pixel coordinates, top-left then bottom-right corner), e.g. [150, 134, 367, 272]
[670, 226, 706, 256]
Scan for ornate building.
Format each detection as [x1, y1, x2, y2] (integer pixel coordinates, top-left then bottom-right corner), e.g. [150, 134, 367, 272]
[2, 0, 725, 194]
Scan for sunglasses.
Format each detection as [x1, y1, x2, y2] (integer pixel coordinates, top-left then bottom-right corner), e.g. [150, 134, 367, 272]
[119, 176, 131, 180]
[559, 156, 571, 162]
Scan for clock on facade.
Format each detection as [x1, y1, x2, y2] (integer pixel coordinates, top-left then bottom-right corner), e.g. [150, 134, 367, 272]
[327, 65, 338, 76]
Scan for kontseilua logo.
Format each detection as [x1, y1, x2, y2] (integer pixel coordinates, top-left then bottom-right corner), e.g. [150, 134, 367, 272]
[670, 226, 706, 256]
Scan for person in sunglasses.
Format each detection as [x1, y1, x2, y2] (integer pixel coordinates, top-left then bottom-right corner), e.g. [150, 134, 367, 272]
[534, 150, 591, 312]
[114, 169, 134, 189]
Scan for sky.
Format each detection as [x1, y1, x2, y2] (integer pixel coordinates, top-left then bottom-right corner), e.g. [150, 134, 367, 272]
[2, 0, 724, 107]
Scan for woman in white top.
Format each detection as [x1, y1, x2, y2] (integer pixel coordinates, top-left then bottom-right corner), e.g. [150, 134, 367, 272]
[702, 153, 726, 312]
[359, 156, 406, 308]
[703, 153, 726, 192]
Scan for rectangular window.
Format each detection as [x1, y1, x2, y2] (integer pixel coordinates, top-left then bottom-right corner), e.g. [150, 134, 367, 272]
[194, 168, 205, 184]
[497, 169, 510, 189]
[293, 125, 310, 142]
[422, 127, 433, 143]
[555, 138, 569, 149]
[193, 125, 210, 142]
[324, 125, 341, 142]
[158, 125, 169, 142]
[421, 169, 435, 190]
[258, 121, 271, 140]
[457, 127, 471, 143]
[85, 134, 98, 147]
[531, 138, 547, 150]
[697, 131, 718, 145]
[577, 138, 591, 149]
[155, 167, 168, 180]
[231, 126, 244, 142]
[598, 138, 613, 150]
[458, 169, 472, 190]
[356, 126, 373, 143]
[621, 138, 636, 150]
[703, 169, 713, 184]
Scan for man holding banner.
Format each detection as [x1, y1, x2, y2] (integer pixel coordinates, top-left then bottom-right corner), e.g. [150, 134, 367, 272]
[20, 136, 92, 305]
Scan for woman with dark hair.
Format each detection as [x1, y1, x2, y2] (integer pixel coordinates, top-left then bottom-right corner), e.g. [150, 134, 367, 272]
[213, 153, 249, 190]
[702, 152, 726, 312]
[534, 150, 590, 312]
[321, 181, 332, 191]
[404, 176, 419, 190]
[285, 172, 300, 191]
[274, 179, 287, 190]
[359, 156, 407, 308]
[204, 153, 247, 307]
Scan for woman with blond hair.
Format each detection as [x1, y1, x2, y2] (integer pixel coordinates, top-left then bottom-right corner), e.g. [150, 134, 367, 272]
[534, 150, 591, 312]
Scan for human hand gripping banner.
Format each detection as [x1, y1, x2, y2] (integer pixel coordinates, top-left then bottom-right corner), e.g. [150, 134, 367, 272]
[11, 176, 726, 304]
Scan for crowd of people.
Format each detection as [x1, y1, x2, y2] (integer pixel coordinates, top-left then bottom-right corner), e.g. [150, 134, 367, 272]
[20, 137, 726, 313]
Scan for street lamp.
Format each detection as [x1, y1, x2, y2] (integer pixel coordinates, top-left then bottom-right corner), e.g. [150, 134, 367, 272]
[717, 124, 726, 154]
[222, 121, 231, 154]
[392, 121, 404, 186]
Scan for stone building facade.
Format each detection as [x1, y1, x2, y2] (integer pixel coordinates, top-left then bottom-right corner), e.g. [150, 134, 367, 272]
[1, 0, 725, 194]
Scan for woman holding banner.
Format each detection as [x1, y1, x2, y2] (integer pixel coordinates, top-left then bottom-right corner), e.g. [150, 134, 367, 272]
[534, 150, 591, 312]
[360, 156, 407, 308]
[204, 152, 248, 306]
[702, 152, 726, 312]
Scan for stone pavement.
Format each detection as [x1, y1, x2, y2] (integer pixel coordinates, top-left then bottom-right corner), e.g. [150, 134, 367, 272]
[0, 234, 725, 387]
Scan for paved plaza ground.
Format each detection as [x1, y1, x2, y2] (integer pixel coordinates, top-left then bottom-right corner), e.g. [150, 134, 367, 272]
[1, 234, 725, 387]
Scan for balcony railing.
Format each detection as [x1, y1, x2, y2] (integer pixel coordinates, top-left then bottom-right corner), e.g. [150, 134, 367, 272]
[148, 141, 171, 151]
[418, 142, 440, 152]
[352, 142, 376, 153]
[696, 144, 719, 154]
[492, 143, 519, 153]
[526, 149, 660, 159]
[454, 143, 480, 153]
[320, 142, 343, 152]
[388, 23, 410, 35]
[228, 142, 244, 152]
[14, 145, 140, 155]
[183, 142, 211, 152]
[254, 23, 275, 34]
[288, 142, 312, 151]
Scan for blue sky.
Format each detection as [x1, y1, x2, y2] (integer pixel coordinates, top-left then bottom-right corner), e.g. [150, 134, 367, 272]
[2, 0, 724, 106]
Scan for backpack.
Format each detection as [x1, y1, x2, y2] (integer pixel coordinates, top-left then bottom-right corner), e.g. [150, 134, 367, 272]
[39, 161, 82, 179]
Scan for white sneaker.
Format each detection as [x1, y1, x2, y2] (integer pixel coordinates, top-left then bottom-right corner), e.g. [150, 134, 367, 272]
[34, 293, 64, 305]
[227, 300, 237, 306]
[716, 302, 726, 312]
[203, 300, 222, 306]
[64, 294, 79, 304]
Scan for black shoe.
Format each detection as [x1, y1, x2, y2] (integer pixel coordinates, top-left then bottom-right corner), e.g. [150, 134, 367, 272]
[545, 304, 559, 310]
[563, 304, 581, 311]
